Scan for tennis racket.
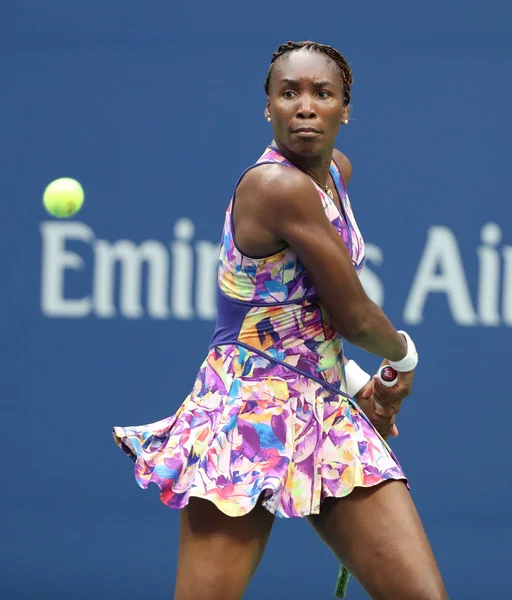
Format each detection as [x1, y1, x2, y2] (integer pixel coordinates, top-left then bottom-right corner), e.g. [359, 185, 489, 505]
[333, 365, 398, 598]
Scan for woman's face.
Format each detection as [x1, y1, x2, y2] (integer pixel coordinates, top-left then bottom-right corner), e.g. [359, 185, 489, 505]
[266, 49, 348, 156]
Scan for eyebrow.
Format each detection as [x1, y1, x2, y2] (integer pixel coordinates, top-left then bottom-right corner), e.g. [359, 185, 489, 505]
[278, 77, 334, 88]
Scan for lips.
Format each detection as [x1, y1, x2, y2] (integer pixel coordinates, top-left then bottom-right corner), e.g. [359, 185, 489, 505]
[293, 127, 322, 134]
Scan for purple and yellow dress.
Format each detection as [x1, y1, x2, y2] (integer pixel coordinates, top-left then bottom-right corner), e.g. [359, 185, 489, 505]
[113, 146, 406, 518]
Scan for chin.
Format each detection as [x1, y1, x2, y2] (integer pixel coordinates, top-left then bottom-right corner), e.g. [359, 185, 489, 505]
[274, 135, 329, 158]
[288, 139, 324, 156]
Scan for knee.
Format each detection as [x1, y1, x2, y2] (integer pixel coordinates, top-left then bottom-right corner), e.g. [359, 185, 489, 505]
[377, 572, 448, 600]
[415, 592, 448, 600]
[405, 580, 448, 600]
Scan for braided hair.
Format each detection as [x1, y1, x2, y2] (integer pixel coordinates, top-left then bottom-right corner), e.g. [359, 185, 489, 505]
[264, 40, 353, 106]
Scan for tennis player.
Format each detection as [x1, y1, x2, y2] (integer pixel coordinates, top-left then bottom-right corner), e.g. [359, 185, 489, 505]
[114, 41, 448, 600]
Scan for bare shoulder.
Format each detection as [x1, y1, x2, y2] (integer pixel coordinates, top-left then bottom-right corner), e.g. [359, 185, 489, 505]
[233, 162, 325, 254]
[240, 162, 305, 193]
[332, 148, 352, 186]
[237, 162, 315, 215]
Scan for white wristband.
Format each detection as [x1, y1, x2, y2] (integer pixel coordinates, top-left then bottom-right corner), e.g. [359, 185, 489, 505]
[388, 330, 418, 372]
[344, 360, 371, 397]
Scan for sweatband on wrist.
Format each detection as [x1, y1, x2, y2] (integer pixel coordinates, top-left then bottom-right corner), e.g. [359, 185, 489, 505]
[344, 360, 371, 397]
[388, 330, 419, 372]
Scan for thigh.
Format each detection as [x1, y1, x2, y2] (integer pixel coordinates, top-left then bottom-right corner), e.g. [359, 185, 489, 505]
[308, 481, 448, 600]
[174, 497, 275, 600]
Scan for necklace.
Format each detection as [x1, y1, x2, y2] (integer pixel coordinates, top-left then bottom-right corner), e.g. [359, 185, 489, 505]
[309, 175, 334, 199]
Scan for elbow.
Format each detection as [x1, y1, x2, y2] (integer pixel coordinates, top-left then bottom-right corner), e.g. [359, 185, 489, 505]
[333, 308, 370, 342]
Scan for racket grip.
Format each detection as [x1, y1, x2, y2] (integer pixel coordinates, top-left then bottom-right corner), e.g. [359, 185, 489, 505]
[334, 565, 351, 598]
[377, 365, 398, 387]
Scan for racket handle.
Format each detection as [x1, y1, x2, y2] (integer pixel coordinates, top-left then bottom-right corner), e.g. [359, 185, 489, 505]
[334, 565, 351, 598]
[377, 365, 398, 387]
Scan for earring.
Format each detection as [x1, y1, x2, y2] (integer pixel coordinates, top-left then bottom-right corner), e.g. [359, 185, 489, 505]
[266, 116, 272, 122]
[342, 119, 349, 125]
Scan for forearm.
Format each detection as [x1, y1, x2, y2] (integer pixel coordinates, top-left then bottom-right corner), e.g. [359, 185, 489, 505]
[343, 299, 407, 362]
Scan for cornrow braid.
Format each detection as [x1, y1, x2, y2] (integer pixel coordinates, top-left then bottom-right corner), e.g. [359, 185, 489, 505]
[264, 40, 353, 106]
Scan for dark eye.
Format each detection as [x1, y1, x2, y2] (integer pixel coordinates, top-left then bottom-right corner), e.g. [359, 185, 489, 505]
[283, 91, 295, 99]
[317, 91, 331, 99]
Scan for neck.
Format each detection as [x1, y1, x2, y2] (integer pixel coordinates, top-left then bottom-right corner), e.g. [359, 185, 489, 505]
[271, 139, 333, 184]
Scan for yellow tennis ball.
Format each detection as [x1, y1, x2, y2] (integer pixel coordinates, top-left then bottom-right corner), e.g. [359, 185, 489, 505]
[43, 178, 84, 218]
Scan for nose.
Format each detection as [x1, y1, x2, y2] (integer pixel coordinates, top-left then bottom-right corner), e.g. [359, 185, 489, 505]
[296, 95, 316, 120]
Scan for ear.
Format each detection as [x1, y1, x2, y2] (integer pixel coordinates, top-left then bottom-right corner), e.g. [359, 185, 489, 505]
[264, 100, 271, 121]
[342, 105, 350, 124]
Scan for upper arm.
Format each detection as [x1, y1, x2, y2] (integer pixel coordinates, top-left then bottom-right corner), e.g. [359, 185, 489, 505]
[239, 165, 369, 337]
[332, 148, 352, 186]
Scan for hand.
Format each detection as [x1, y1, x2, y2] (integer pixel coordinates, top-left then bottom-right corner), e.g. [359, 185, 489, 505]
[355, 379, 399, 440]
[373, 359, 415, 419]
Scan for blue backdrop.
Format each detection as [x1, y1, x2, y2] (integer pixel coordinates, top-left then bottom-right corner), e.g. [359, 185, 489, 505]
[2, 1, 511, 598]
